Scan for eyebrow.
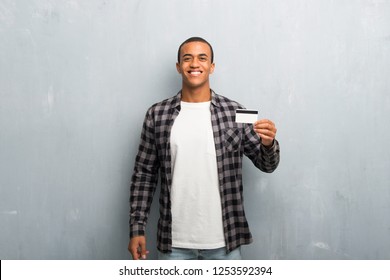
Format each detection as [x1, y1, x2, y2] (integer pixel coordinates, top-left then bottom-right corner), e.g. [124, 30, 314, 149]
[182, 53, 209, 58]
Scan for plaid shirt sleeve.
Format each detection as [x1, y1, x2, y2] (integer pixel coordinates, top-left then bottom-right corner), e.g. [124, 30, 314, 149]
[129, 108, 160, 238]
[243, 124, 280, 173]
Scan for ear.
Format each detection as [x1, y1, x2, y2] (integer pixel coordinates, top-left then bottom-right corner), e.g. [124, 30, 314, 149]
[176, 62, 182, 74]
[210, 63, 215, 74]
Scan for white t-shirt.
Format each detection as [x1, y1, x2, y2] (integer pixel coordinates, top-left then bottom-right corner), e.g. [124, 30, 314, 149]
[170, 101, 226, 249]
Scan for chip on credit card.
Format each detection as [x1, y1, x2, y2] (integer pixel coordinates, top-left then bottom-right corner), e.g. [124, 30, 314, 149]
[235, 109, 258, 124]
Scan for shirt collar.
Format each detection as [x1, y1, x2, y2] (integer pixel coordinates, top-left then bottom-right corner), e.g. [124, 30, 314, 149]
[210, 90, 220, 107]
[173, 89, 220, 109]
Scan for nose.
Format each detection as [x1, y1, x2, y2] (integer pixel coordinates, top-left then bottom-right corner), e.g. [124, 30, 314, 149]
[190, 58, 200, 68]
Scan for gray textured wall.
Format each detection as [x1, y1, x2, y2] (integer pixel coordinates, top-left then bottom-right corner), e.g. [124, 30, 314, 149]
[1, 0, 390, 259]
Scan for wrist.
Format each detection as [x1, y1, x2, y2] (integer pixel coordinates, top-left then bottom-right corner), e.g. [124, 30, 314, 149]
[261, 139, 274, 148]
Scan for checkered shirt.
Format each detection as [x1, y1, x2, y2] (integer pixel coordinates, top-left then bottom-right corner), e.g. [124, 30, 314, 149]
[130, 90, 280, 253]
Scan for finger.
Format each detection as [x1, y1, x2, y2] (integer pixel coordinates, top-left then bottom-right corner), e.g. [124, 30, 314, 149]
[130, 243, 141, 260]
[131, 248, 140, 260]
[254, 119, 275, 126]
[258, 133, 275, 141]
[140, 241, 147, 260]
[254, 122, 276, 131]
[254, 129, 276, 138]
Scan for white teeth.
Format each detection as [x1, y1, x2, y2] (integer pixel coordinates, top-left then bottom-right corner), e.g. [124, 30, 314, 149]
[190, 71, 201, 75]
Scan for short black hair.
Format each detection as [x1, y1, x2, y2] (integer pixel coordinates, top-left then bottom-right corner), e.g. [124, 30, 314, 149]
[177, 37, 214, 63]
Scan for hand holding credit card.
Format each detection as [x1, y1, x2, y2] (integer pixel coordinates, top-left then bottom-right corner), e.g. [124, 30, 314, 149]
[235, 109, 258, 124]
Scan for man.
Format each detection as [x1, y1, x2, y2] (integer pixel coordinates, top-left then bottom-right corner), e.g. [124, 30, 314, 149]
[128, 37, 280, 260]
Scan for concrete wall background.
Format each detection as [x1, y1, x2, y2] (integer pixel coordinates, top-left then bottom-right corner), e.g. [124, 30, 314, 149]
[1, 0, 390, 259]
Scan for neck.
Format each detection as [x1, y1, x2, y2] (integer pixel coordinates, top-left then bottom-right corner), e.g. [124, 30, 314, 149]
[181, 85, 211, 103]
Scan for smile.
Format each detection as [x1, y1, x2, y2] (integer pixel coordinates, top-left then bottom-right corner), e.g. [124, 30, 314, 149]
[188, 70, 202, 76]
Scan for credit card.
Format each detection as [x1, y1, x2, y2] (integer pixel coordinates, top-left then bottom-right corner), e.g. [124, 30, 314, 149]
[235, 109, 258, 124]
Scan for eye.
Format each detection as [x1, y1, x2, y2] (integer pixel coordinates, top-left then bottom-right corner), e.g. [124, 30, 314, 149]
[199, 56, 207, 61]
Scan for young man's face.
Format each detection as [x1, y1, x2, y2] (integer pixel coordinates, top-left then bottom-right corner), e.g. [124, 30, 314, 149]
[176, 41, 215, 90]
